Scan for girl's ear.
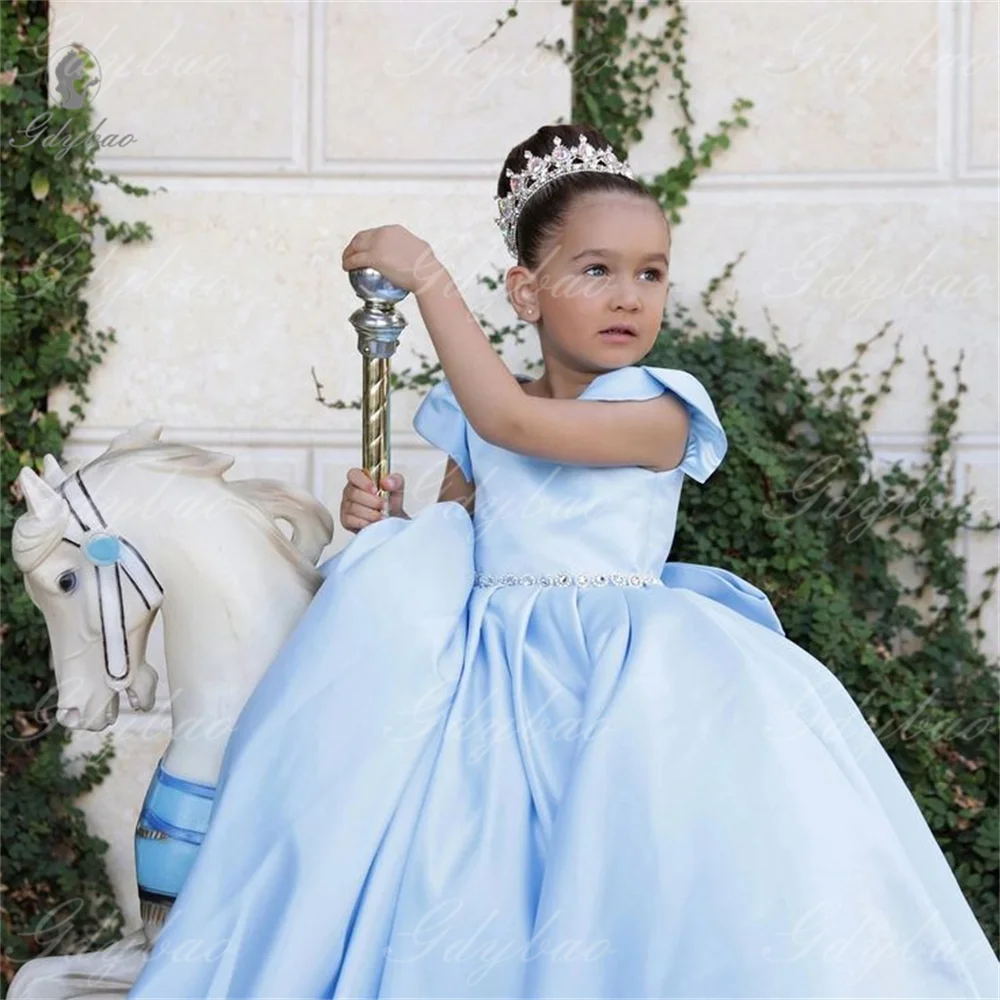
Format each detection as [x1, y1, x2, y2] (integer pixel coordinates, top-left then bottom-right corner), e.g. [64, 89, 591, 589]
[505, 265, 540, 322]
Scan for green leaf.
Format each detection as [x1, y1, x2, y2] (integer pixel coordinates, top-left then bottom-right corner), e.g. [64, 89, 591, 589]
[30, 170, 49, 200]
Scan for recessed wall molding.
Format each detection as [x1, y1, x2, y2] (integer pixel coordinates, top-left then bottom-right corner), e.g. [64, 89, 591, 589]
[92, 0, 310, 174]
[957, 0, 1000, 176]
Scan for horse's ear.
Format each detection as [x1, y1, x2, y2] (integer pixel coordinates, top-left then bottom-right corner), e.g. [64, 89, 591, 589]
[18, 466, 65, 519]
[108, 421, 164, 454]
[13, 468, 71, 573]
[42, 454, 81, 488]
[42, 454, 66, 488]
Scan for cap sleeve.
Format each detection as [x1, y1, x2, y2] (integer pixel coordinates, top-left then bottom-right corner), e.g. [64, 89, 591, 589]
[412, 378, 473, 483]
[582, 365, 727, 482]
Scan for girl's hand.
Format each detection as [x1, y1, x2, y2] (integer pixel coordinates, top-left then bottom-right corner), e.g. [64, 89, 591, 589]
[341, 225, 442, 294]
[339, 468, 407, 533]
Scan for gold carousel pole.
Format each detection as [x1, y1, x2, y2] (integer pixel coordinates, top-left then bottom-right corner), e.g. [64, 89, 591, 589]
[348, 268, 410, 512]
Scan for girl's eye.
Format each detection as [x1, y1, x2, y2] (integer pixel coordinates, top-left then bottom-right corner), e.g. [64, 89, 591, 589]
[57, 571, 78, 594]
[584, 264, 664, 281]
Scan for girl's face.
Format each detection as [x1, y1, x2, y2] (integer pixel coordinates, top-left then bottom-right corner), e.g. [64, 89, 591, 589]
[510, 191, 671, 371]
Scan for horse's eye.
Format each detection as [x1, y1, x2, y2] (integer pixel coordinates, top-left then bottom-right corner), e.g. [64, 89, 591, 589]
[57, 571, 78, 594]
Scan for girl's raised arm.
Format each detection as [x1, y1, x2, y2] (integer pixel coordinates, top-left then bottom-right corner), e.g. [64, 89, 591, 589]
[486, 394, 690, 473]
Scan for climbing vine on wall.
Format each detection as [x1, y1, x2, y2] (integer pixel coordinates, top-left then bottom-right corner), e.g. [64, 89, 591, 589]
[1, 0, 154, 989]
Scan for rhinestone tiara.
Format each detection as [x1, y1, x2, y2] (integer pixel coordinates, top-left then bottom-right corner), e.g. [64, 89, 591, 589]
[494, 134, 635, 259]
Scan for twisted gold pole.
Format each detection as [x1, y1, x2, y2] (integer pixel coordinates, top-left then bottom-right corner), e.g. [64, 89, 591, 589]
[348, 269, 409, 513]
[361, 356, 390, 509]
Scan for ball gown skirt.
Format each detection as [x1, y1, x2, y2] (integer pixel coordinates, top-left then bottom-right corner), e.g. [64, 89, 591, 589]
[127, 367, 999, 999]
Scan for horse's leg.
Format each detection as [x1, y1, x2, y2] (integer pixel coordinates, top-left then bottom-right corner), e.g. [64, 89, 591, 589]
[7, 928, 149, 1000]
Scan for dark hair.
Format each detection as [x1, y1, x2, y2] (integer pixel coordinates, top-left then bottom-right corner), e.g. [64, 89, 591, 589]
[497, 123, 658, 268]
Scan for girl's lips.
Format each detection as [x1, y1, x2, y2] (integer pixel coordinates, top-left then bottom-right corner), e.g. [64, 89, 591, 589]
[599, 328, 638, 341]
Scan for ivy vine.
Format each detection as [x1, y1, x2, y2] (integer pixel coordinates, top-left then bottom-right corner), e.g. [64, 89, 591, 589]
[1, 0, 153, 988]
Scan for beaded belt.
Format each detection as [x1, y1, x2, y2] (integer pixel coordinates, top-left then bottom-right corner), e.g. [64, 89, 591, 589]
[473, 571, 662, 588]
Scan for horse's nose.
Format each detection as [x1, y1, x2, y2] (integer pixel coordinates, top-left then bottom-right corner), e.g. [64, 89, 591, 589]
[56, 706, 81, 728]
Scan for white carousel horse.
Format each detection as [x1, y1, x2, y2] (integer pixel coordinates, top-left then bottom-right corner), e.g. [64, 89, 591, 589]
[8, 422, 334, 1000]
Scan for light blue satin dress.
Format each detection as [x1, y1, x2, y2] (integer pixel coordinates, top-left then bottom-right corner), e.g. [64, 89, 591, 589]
[128, 366, 999, 999]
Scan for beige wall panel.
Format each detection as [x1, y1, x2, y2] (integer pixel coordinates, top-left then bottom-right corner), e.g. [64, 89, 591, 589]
[50, 0, 302, 163]
[672, 191, 998, 434]
[632, 0, 941, 176]
[53, 185, 997, 437]
[969, 0, 999, 168]
[49, 180, 516, 432]
[322, 0, 569, 163]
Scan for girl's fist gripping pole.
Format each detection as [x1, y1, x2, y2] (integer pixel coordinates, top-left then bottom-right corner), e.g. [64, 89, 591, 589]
[339, 468, 407, 534]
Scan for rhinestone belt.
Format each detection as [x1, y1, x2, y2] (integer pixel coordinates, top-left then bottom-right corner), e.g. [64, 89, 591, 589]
[473, 571, 662, 589]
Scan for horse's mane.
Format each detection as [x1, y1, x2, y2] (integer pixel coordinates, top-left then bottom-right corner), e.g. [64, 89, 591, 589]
[78, 435, 333, 588]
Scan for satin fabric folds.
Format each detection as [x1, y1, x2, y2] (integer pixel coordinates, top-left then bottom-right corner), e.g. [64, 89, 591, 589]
[129, 366, 999, 999]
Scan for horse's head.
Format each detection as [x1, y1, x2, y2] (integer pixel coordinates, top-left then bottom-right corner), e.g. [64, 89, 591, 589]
[13, 447, 162, 731]
[12, 422, 335, 733]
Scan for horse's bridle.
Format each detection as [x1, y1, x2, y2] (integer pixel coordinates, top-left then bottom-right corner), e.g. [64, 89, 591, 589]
[59, 471, 164, 692]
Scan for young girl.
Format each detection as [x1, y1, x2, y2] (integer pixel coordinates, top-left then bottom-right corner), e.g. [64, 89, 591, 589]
[128, 124, 998, 999]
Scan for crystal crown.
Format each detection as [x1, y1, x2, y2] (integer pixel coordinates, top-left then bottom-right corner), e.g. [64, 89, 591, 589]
[494, 134, 635, 258]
